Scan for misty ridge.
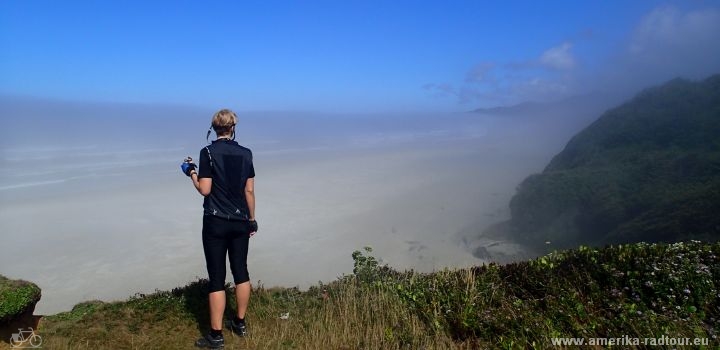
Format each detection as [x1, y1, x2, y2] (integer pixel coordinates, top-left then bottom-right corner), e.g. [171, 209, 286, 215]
[490, 74, 720, 250]
[0, 90, 615, 314]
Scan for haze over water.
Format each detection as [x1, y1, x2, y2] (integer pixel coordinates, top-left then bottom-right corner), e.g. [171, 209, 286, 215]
[2, 1, 719, 315]
[0, 101, 600, 314]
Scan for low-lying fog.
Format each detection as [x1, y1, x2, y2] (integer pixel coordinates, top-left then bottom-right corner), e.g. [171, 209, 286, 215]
[0, 98, 610, 314]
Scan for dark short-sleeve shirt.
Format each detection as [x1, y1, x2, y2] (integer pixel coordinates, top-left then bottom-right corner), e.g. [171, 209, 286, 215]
[198, 139, 255, 220]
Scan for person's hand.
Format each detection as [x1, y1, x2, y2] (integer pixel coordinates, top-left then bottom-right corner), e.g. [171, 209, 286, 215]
[249, 220, 258, 236]
[181, 157, 197, 177]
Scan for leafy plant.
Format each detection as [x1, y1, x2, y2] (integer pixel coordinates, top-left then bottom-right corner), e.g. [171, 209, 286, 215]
[0, 275, 41, 323]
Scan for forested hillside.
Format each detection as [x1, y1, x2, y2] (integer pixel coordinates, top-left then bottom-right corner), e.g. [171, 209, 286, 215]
[503, 75, 720, 250]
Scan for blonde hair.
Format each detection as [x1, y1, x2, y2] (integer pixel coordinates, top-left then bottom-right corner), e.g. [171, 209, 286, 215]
[211, 109, 237, 136]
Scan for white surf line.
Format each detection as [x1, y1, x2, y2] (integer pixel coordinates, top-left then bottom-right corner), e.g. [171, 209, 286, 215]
[0, 179, 67, 191]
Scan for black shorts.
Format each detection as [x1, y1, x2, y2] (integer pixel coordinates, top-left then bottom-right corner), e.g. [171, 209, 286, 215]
[202, 215, 253, 292]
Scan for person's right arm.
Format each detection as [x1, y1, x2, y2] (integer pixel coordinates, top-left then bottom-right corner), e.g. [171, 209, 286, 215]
[194, 148, 212, 196]
[191, 172, 212, 196]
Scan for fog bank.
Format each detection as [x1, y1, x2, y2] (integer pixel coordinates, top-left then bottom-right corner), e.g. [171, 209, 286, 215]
[0, 98, 610, 314]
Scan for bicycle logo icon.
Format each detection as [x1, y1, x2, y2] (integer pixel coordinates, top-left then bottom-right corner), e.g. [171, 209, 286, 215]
[9, 327, 42, 348]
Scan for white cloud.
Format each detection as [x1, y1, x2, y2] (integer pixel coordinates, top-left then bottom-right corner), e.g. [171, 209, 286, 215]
[629, 6, 720, 55]
[627, 6, 720, 75]
[465, 62, 497, 83]
[539, 42, 576, 70]
[592, 6, 720, 94]
[512, 77, 569, 101]
[423, 82, 458, 97]
[424, 5, 720, 107]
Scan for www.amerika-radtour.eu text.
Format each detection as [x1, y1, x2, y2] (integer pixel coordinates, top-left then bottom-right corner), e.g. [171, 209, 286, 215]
[551, 335, 710, 347]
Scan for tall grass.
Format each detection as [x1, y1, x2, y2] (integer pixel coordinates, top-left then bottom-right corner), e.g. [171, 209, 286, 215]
[35, 275, 459, 349]
[27, 241, 720, 349]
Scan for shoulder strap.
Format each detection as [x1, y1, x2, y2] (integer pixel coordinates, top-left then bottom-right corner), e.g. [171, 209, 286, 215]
[205, 146, 214, 168]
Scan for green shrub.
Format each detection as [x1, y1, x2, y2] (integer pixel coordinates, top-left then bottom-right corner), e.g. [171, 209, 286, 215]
[0, 275, 41, 323]
[351, 241, 720, 348]
[38, 241, 720, 348]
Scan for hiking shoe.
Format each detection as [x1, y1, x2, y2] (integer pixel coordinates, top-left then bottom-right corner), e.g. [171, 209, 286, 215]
[227, 318, 248, 337]
[195, 333, 224, 348]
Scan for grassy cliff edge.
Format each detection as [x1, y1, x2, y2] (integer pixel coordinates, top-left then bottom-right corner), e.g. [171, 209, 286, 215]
[37, 241, 719, 349]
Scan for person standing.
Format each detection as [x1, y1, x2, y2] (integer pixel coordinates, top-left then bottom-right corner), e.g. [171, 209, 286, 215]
[181, 109, 257, 349]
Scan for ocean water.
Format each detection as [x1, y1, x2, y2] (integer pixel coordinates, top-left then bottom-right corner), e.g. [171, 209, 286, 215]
[0, 107, 587, 314]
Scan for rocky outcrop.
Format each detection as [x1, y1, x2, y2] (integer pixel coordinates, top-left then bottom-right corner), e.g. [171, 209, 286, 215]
[0, 275, 41, 328]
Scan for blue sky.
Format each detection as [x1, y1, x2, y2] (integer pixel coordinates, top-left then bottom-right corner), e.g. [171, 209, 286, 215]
[2, 1, 719, 113]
